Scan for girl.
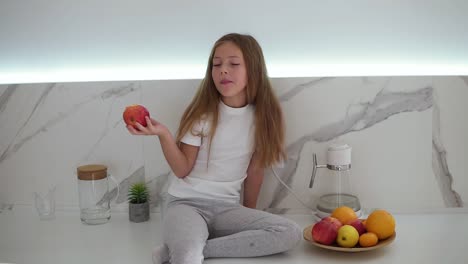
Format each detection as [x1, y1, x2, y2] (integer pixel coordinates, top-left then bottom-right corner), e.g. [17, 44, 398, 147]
[127, 33, 302, 264]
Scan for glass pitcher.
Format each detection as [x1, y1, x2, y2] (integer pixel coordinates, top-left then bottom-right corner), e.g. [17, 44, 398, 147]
[77, 164, 120, 225]
[309, 144, 361, 218]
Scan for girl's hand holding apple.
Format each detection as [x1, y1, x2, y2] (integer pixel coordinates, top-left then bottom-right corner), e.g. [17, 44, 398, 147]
[123, 105, 169, 137]
[127, 116, 169, 137]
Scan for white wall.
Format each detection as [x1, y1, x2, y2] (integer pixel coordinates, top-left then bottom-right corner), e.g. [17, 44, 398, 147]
[1, 0, 468, 84]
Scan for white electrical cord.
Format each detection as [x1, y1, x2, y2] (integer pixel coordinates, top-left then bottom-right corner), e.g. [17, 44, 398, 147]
[270, 167, 315, 211]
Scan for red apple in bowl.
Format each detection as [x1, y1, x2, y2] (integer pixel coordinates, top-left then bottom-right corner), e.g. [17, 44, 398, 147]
[123, 104, 150, 130]
[311, 217, 343, 245]
[346, 219, 367, 235]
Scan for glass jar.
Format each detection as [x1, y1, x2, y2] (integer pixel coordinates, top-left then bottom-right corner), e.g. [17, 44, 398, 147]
[77, 164, 119, 225]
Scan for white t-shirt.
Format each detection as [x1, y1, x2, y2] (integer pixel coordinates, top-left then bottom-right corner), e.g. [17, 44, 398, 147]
[167, 100, 255, 203]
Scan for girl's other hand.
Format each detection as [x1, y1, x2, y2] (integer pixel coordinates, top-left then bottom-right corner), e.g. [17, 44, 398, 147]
[127, 116, 168, 137]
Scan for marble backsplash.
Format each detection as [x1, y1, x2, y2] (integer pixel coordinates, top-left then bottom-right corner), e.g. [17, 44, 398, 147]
[0, 76, 467, 214]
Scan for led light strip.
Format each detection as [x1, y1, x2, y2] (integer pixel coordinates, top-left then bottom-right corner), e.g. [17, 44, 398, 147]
[1, 63, 467, 85]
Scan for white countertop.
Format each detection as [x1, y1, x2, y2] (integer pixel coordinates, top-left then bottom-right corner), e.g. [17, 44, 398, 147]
[1, 206, 467, 264]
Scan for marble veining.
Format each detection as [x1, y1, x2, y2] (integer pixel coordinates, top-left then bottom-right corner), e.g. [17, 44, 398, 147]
[268, 86, 434, 208]
[278, 77, 331, 102]
[98, 165, 145, 206]
[100, 83, 139, 100]
[0, 84, 17, 115]
[80, 83, 142, 162]
[146, 171, 171, 209]
[81, 83, 140, 162]
[0, 84, 55, 164]
[1, 83, 139, 165]
[101, 165, 171, 210]
[432, 104, 463, 207]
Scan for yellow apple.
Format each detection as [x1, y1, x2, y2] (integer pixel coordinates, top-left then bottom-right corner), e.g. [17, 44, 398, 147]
[336, 225, 359, 248]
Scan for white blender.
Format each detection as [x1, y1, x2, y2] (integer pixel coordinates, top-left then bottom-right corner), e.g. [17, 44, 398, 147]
[309, 144, 361, 218]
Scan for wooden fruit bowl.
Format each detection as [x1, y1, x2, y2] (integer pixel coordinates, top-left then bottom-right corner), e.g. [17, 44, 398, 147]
[303, 224, 396, 252]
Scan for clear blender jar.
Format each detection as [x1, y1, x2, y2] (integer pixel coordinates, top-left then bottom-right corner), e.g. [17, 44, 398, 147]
[309, 144, 361, 218]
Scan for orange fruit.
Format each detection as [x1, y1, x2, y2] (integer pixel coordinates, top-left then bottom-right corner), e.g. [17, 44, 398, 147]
[359, 232, 379, 247]
[331, 206, 358, 225]
[365, 209, 395, 240]
[362, 219, 367, 228]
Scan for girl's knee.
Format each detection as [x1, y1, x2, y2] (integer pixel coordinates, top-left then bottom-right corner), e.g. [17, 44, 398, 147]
[168, 239, 205, 264]
[293, 221, 303, 242]
[275, 219, 302, 251]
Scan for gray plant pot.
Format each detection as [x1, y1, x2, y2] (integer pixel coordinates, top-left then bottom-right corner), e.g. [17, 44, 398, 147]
[129, 201, 150, 223]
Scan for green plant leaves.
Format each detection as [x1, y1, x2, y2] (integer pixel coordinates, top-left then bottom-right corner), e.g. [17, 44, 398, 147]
[128, 182, 149, 204]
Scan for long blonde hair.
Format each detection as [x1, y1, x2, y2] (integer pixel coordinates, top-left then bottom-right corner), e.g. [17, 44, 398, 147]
[176, 33, 286, 168]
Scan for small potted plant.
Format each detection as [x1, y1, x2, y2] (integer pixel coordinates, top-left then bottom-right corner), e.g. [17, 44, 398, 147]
[128, 182, 150, 223]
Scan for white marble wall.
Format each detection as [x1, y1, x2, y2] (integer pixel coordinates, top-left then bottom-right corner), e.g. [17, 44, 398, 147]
[0, 76, 466, 213]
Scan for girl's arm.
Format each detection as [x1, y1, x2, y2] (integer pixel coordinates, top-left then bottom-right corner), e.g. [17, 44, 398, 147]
[128, 116, 199, 178]
[158, 130, 199, 178]
[243, 152, 264, 209]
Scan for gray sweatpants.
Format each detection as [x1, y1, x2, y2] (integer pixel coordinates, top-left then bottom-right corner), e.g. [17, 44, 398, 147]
[161, 194, 302, 264]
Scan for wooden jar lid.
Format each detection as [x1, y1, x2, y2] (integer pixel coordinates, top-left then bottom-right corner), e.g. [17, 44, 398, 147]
[77, 164, 107, 181]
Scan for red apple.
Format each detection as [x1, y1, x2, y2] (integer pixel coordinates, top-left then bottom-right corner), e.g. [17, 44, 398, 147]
[123, 104, 150, 130]
[311, 217, 343, 245]
[346, 219, 367, 235]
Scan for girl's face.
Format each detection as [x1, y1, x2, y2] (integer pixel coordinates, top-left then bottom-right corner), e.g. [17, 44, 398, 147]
[212, 42, 248, 107]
